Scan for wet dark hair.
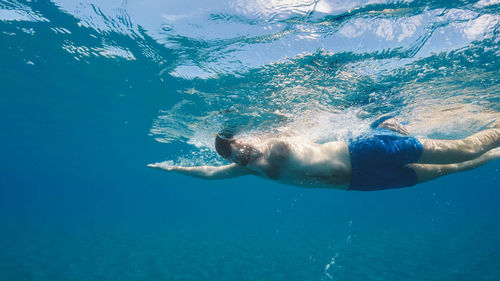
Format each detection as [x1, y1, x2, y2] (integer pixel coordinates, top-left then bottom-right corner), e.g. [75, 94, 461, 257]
[215, 134, 234, 159]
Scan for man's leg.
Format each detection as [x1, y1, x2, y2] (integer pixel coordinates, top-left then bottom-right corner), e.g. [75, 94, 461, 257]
[410, 147, 500, 183]
[418, 129, 500, 164]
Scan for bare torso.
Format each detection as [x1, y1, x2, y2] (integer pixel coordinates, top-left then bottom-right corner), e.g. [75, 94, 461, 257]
[244, 138, 352, 189]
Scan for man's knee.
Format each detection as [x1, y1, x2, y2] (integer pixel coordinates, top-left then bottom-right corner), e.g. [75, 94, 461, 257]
[457, 139, 486, 160]
[411, 163, 458, 183]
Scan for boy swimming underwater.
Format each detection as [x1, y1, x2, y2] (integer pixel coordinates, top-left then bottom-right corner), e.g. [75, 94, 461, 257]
[148, 118, 500, 191]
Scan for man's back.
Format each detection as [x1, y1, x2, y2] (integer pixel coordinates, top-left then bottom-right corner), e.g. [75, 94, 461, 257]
[244, 138, 352, 189]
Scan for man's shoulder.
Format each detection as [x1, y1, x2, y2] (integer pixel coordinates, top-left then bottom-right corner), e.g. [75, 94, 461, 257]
[321, 140, 348, 149]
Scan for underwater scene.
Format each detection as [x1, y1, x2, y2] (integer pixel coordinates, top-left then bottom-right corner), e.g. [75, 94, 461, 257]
[1, 0, 500, 280]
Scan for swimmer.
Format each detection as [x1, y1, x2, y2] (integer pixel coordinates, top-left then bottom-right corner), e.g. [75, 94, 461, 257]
[148, 118, 500, 191]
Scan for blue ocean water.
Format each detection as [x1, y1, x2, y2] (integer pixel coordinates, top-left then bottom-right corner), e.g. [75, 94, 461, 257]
[1, 0, 500, 280]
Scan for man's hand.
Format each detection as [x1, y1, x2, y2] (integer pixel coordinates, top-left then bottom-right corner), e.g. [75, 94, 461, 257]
[147, 162, 175, 171]
[379, 119, 409, 135]
[147, 163, 169, 169]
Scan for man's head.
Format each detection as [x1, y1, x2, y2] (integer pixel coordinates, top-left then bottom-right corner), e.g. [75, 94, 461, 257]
[215, 133, 260, 166]
[215, 134, 235, 159]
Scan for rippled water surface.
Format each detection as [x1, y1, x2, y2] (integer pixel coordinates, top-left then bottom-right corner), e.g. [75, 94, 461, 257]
[1, 0, 500, 280]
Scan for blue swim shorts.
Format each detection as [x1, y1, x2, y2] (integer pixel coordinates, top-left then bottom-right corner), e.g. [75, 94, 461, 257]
[348, 135, 423, 191]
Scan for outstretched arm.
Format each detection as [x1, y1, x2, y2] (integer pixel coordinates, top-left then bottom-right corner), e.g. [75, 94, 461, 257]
[147, 163, 253, 180]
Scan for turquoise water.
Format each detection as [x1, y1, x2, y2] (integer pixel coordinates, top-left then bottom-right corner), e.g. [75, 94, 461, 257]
[1, 0, 500, 280]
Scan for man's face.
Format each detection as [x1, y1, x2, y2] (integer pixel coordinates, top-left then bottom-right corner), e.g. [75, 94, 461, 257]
[215, 134, 258, 166]
[229, 142, 252, 166]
